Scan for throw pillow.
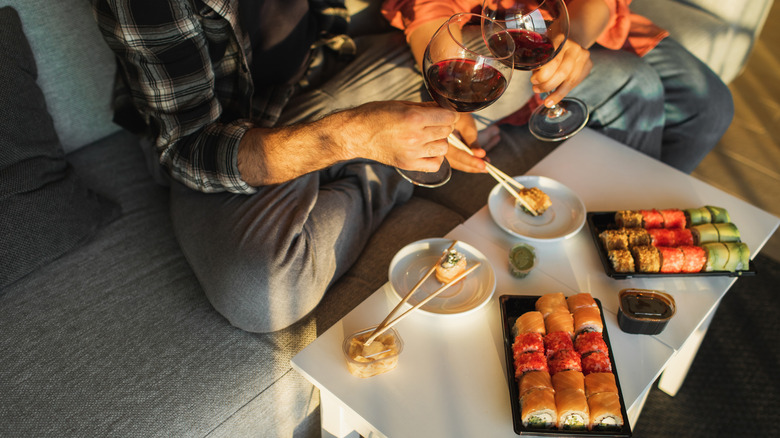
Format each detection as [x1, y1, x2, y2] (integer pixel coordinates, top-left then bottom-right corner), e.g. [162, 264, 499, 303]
[0, 6, 120, 289]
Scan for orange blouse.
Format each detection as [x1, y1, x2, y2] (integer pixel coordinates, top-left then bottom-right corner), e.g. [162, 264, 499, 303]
[380, 0, 668, 57]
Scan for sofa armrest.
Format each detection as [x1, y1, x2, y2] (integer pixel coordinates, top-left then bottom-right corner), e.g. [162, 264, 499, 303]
[630, 0, 774, 83]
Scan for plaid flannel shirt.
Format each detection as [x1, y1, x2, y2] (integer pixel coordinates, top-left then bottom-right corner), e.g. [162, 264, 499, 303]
[91, 0, 350, 194]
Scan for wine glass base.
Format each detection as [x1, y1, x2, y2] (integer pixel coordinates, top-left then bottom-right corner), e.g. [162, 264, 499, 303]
[396, 160, 452, 188]
[529, 97, 589, 142]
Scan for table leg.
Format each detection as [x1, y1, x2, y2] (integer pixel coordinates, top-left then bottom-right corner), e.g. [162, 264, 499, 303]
[657, 310, 716, 396]
[320, 390, 385, 438]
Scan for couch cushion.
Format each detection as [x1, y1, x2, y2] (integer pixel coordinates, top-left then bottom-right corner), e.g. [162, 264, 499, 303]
[0, 6, 121, 289]
[0, 0, 119, 152]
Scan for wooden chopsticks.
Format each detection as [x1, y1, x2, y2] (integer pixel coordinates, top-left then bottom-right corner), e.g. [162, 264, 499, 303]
[447, 134, 538, 216]
[364, 241, 481, 346]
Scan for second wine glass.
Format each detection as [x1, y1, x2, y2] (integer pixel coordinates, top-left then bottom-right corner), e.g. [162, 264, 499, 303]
[482, 0, 588, 141]
[398, 12, 515, 187]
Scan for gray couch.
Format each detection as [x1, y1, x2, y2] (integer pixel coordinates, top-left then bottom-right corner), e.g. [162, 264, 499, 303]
[0, 0, 772, 437]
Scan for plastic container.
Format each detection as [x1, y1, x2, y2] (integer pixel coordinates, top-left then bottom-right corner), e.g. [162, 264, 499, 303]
[509, 243, 536, 278]
[342, 326, 403, 378]
[617, 289, 676, 335]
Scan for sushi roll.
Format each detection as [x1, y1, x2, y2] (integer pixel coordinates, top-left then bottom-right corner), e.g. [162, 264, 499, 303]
[566, 293, 597, 313]
[623, 227, 651, 248]
[517, 187, 552, 215]
[520, 387, 557, 428]
[657, 246, 684, 273]
[648, 228, 677, 247]
[513, 332, 544, 358]
[672, 228, 694, 246]
[515, 351, 548, 378]
[608, 249, 634, 273]
[582, 351, 613, 375]
[434, 249, 467, 283]
[535, 293, 568, 319]
[640, 209, 664, 229]
[691, 223, 719, 244]
[599, 229, 628, 251]
[588, 392, 624, 430]
[584, 372, 618, 398]
[705, 205, 731, 223]
[723, 242, 750, 271]
[573, 306, 603, 335]
[660, 209, 686, 228]
[544, 331, 574, 358]
[614, 210, 643, 228]
[684, 207, 712, 226]
[714, 222, 741, 242]
[574, 331, 608, 356]
[519, 370, 553, 396]
[555, 388, 590, 430]
[548, 350, 582, 375]
[545, 311, 574, 337]
[702, 242, 730, 271]
[630, 245, 660, 273]
[552, 370, 585, 394]
[513, 311, 546, 336]
[679, 245, 707, 273]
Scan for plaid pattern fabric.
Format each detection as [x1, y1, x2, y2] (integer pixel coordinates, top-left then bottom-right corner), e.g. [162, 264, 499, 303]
[91, 0, 350, 194]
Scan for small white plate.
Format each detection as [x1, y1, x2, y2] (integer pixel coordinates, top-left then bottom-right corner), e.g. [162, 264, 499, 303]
[488, 175, 586, 242]
[388, 238, 496, 317]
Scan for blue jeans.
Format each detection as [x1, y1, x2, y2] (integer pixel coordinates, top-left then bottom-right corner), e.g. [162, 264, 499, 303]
[573, 37, 734, 173]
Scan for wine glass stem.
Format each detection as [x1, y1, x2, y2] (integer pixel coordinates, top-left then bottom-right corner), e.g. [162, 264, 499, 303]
[540, 92, 565, 119]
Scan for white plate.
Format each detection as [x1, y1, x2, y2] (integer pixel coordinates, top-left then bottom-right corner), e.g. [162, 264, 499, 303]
[488, 175, 586, 242]
[388, 238, 496, 317]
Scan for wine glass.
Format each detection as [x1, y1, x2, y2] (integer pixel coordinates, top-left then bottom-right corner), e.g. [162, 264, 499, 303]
[482, 0, 588, 141]
[398, 12, 516, 187]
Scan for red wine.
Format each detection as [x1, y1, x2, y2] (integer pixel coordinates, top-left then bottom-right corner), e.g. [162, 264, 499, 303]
[426, 59, 508, 112]
[490, 29, 554, 70]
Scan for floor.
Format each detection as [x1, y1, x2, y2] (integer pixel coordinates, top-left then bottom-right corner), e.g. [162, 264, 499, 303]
[690, 0, 780, 262]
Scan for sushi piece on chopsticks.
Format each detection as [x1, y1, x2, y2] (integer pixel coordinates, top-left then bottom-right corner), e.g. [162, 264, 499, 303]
[555, 388, 590, 430]
[513, 311, 546, 336]
[520, 388, 557, 428]
[588, 392, 624, 430]
[434, 248, 467, 283]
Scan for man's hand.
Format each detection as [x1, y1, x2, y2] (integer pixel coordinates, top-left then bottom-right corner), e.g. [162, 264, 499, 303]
[530, 40, 592, 108]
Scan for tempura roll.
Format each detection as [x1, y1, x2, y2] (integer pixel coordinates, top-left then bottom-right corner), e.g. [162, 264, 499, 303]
[599, 229, 628, 251]
[608, 249, 634, 273]
[520, 387, 557, 429]
[555, 388, 590, 430]
[614, 210, 642, 228]
[631, 245, 660, 273]
[588, 392, 624, 430]
[623, 227, 651, 248]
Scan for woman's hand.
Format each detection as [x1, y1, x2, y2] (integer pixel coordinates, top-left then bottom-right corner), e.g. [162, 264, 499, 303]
[530, 40, 592, 108]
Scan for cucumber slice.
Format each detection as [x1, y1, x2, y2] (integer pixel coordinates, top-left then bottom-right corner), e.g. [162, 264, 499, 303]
[703, 243, 729, 271]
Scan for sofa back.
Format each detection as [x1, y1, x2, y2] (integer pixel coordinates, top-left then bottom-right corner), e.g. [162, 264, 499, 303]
[0, 0, 119, 154]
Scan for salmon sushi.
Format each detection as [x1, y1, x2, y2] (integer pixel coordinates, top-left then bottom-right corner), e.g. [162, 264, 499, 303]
[679, 245, 707, 273]
[648, 228, 676, 247]
[672, 228, 694, 246]
[658, 246, 684, 273]
[514, 311, 546, 336]
[434, 249, 467, 283]
[640, 209, 664, 229]
[660, 209, 686, 228]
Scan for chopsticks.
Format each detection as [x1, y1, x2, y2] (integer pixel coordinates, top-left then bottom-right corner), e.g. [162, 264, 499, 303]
[364, 261, 482, 346]
[447, 134, 538, 216]
[364, 240, 458, 346]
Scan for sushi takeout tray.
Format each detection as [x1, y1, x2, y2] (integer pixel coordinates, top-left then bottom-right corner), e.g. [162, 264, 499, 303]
[499, 295, 632, 437]
[587, 212, 757, 279]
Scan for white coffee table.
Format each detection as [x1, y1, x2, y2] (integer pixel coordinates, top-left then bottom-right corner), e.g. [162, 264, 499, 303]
[292, 128, 780, 438]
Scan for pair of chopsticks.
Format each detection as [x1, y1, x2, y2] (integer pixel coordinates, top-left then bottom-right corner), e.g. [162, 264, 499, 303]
[447, 134, 538, 216]
[364, 240, 481, 346]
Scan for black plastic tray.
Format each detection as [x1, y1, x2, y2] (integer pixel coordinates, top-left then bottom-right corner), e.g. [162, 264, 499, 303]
[499, 295, 632, 437]
[587, 212, 757, 279]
